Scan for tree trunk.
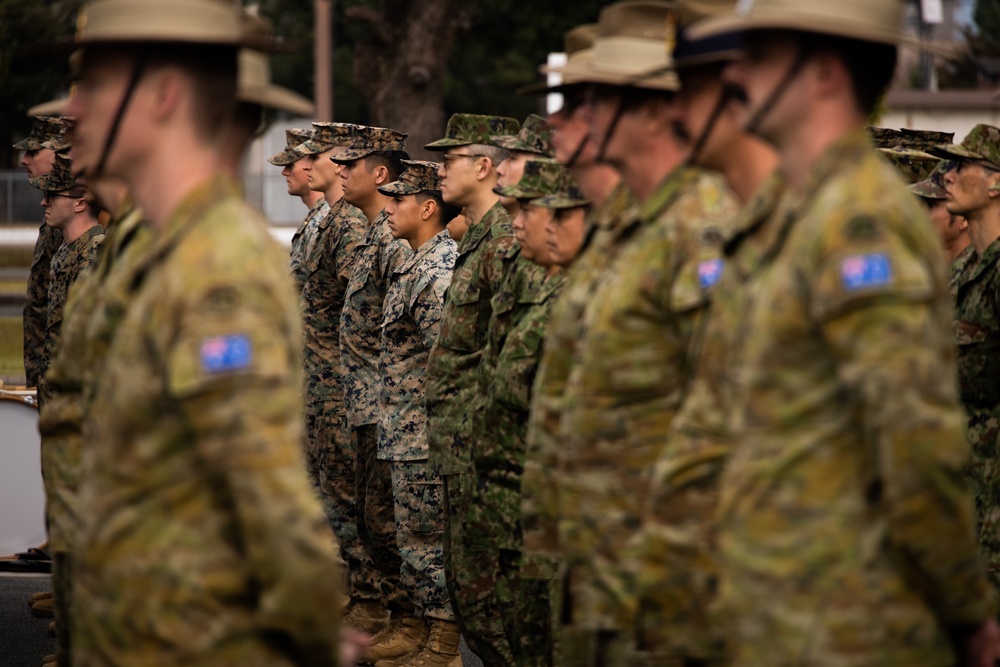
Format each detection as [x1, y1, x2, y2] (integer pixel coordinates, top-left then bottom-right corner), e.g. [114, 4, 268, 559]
[349, 0, 459, 161]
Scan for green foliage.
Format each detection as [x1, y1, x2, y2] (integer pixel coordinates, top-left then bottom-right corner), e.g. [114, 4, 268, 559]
[938, 0, 1000, 88]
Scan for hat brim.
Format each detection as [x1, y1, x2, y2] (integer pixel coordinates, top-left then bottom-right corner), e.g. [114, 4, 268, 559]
[12, 139, 43, 151]
[27, 98, 70, 117]
[547, 58, 680, 91]
[530, 194, 589, 209]
[908, 181, 946, 199]
[378, 181, 423, 196]
[239, 83, 314, 117]
[331, 148, 373, 163]
[490, 136, 547, 154]
[267, 147, 301, 166]
[424, 138, 473, 151]
[928, 144, 987, 162]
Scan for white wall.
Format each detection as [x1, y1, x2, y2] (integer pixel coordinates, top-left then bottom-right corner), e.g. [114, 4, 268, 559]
[881, 108, 1000, 143]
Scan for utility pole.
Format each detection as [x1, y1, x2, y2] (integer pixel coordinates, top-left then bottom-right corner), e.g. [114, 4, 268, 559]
[315, 0, 334, 120]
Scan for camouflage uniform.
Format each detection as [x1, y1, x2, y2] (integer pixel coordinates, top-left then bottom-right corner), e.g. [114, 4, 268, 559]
[40, 204, 149, 667]
[554, 165, 737, 663]
[715, 131, 995, 666]
[74, 179, 342, 667]
[16, 116, 73, 387]
[378, 227, 457, 620]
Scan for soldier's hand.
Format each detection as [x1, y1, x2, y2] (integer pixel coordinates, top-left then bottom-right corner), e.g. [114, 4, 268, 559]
[959, 617, 1000, 667]
[339, 626, 372, 667]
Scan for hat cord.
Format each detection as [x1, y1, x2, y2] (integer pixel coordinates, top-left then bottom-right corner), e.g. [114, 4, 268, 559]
[686, 83, 740, 167]
[94, 49, 149, 178]
[565, 132, 590, 169]
[596, 94, 628, 164]
[744, 46, 809, 137]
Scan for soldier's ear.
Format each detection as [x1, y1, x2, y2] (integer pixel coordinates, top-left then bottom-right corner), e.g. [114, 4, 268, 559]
[420, 197, 436, 221]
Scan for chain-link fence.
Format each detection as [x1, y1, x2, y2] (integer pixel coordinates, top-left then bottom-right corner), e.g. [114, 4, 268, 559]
[0, 172, 44, 226]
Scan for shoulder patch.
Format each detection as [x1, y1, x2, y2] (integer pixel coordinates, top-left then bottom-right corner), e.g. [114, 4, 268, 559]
[840, 253, 892, 291]
[844, 215, 881, 239]
[200, 333, 252, 374]
[698, 258, 724, 289]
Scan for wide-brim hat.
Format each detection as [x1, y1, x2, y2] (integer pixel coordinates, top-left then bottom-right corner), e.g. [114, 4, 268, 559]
[517, 23, 598, 95]
[378, 160, 442, 196]
[74, 0, 252, 46]
[687, 0, 916, 48]
[27, 98, 70, 118]
[545, 1, 681, 92]
[928, 123, 1000, 168]
[237, 48, 314, 116]
[878, 147, 940, 184]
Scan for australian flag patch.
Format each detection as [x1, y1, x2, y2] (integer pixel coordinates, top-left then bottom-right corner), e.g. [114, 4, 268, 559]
[840, 253, 892, 291]
[200, 334, 252, 374]
[698, 259, 724, 289]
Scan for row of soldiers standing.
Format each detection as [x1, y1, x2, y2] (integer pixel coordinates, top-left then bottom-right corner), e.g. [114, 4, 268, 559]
[13, 0, 1000, 666]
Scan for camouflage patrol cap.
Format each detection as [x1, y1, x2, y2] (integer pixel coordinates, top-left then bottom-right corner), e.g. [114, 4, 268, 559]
[895, 128, 954, 152]
[14, 117, 73, 152]
[332, 126, 408, 163]
[296, 122, 360, 155]
[378, 160, 443, 196]
[491, 114, 554, 156]
[29, 154, 85, 196]
[878, 147, 940, 184]
[493, 158, 563, 200]
[530, 170, 590, 209]
[267, 128, 312, 166]
[929, 124, 1000, 169]
[74, 0, 247, 46]
[867, 126, 902, 149]
[425, 113, 520, 151]
[908, 159, 953, 200]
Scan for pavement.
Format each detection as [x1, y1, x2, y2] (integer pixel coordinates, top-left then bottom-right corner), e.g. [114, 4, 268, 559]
[0, 573, 54, 667]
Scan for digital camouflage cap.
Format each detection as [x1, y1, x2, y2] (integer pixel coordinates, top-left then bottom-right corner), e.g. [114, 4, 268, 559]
[29, 154, 84, 195]
[296, 122, 361, 156]
[267, 127, 312, 166]
[929, 123, 1000, 170]
[491, 114, 554, 157]
[332, 125, 408, 163]
[425, 113, 520, 150]
[896, 128, 954, 152]
[867, 126, 902, 150]
[878, 147, 940, 184]
[908, 159, 953, 200]
[378, 160, 443, 196]
[493, 157, 562, 200]
[531, 169, 590, 209]
[14, 116, 73, 152]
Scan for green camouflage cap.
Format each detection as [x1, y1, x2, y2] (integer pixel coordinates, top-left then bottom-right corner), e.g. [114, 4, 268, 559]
[493, 157, 563, 199]
[378, 160, 443, 196]
[29, 154, 84, 195]
[425, 113, 520, 151]
[929, 123, 1000, 169]
[491, 114, 554, 157]
[332, 125, 408, 163]
[867, 126, 902, 149]
[908, 159, 954, 200]
[530, 169, 590, 209]
[877, 147, 940, 184]
[296, 122, 361, 155]
[267, 127, 312, 166]
[14, 116, 73, 152]
[895, 128, 954, 152]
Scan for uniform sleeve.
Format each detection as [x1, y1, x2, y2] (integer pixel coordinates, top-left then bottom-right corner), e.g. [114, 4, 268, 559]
[411, 269, 451, 350]
[813, 222, 996, 627]
[333, 214, 365, 287]
[165, 282, 342, 665]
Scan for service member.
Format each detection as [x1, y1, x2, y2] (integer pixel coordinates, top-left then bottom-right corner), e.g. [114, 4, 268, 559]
[909, 160, 971, 279]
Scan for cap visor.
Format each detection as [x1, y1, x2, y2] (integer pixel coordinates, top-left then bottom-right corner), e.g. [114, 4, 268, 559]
[424, 138, 472, 151]
[378, 182, 421, 196]
[928, 144, 985, 161]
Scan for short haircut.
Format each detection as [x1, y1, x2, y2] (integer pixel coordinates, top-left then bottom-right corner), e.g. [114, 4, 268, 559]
[798, 32, 897, 117]
[416, 190, 462, 224]
[467, 143, 510, 169]
[364, 150, 410, 182]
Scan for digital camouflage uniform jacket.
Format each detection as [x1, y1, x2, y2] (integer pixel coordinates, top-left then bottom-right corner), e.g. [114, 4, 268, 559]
[75, 180, 342, 667]
[39, 207, 147, 553]
[39, 224, 105, 404]
[24, 223, 65, 387]
[556, 166, 736, 632]
[289, 197, 329, 292]
[378, 229, 457, 461]
[427, 201, 516, 475]
[715, 131, 995, 666]
[342, 210, 412, 429]
[953, 236, 1000, 588]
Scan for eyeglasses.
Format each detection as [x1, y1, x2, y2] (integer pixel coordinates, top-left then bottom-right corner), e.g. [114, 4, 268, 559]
[441, 153, 485, 167]
[955, 159, 1000, 174]
[41, 192, 79, 203]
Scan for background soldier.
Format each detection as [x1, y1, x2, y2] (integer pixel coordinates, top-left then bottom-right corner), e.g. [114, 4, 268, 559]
[909, 160, 971, 277]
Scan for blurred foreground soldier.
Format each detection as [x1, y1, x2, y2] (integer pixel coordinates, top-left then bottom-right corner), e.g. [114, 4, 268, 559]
[932, 125, 1000, 592]
[629, 2, 780, 663]
[424, 112, 520, 666]
[370, 161, 461, 667]
[17, 116, 73, 388]
[543, 2, 739, 662]
[909, 160, 971, 277]
[31, 154, 104, 406]
[64, 0, 344, 665]
[688, 0, 1000, 663]
[268, 127, 327, 290]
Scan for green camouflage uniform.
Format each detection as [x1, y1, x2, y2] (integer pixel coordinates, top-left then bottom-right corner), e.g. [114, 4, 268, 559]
[555, 166, 737, 664]
[16, 116, 74, 387]
[74, 179, 342, 667]
[40, 204, 149, 667]
[378, 219, 457, 620]
[715, 130, 995, 666]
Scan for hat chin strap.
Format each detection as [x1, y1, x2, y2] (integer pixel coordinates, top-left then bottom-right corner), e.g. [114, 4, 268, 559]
[93, 49, 149, 178]
[565, 132, 590, 169]
[686, 83, 740, 167]
[596, 93, 629, 165]
[744, 47, 809, 138]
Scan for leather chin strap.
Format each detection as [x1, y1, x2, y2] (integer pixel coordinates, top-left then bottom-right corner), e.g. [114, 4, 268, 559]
[93, 48, 149, 178]
[744, 46, 809, 137]
[686, 82, 741, 167]
[595, 92, 630, 165]
[564, 132, 590, 169]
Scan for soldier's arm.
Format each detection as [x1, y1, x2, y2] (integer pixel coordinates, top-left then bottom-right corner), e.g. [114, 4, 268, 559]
[166, 282, 341, 666]
[410, 267, 451, 350]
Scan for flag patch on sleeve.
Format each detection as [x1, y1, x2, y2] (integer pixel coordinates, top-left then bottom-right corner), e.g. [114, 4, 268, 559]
[200, 334, 252, 374]
[698, 259, 724, 289]
[840, 253, 892, 291]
